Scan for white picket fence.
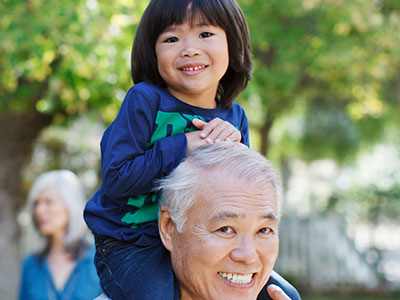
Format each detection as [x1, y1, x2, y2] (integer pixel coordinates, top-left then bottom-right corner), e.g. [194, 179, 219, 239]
[275, 214, 380, 290]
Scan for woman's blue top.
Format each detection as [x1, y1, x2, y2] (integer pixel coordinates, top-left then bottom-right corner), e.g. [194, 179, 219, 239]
[19, 247, 102, 300]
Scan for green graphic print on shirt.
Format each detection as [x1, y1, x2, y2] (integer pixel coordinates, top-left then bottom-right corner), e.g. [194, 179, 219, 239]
[121, 111, 205, 228]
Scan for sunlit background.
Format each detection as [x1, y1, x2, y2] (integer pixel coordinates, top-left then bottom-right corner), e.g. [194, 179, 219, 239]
[1, 0, 399, 299]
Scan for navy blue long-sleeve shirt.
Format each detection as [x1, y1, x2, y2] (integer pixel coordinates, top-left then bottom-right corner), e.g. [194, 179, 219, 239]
[84, 82, 249, 241]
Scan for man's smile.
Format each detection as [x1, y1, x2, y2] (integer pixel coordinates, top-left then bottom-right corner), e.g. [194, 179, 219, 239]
[218, 272, 255, 285]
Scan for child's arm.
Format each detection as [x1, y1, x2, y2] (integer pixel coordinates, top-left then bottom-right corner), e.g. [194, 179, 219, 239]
[185, 130, 208, 151]
[101, 90, 187, 198]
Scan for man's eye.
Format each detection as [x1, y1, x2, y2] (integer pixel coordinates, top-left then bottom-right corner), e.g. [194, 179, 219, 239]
[164, 37, 179, 43]
[218, 226, 233, 234]
[199, 32, 213, 38]
[258, 227, 273, 235]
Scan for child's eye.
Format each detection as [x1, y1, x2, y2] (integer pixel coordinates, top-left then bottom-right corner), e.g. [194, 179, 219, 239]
[164, 37, 179, 43]
[199, 32, 213, 38]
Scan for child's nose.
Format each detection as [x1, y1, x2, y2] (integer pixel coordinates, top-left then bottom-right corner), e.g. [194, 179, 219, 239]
[180, 40, 201, 57]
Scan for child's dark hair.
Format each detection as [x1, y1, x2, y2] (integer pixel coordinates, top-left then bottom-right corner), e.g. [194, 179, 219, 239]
[131, 0, 252, 109]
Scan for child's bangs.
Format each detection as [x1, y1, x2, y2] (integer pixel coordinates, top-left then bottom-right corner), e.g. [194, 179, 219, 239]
[158, 0, 226, 32]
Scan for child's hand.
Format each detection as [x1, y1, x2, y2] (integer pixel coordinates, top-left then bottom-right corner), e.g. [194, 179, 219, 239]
[267, 285, 293, 300]
[185, 130, 208, 151]
[192, 118, 241, 144]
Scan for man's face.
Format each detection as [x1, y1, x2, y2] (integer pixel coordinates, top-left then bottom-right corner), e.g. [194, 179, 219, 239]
[166, 172, 279, 300]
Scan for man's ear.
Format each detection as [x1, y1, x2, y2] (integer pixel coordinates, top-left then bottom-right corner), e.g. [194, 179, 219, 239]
[159, 205, 175, 251]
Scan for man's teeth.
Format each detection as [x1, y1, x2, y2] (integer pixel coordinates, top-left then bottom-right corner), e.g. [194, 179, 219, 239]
[182, 65, 206, 71]
[218, 272, 253, 285]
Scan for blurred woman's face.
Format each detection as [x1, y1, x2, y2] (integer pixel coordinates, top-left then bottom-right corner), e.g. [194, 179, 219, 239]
[33, 188, 69, 238]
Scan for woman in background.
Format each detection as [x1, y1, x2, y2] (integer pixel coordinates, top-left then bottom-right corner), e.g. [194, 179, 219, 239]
[19, 170, 102, 300]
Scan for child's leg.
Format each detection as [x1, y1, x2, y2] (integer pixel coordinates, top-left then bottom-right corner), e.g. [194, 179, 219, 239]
[94, 231, 180, 299]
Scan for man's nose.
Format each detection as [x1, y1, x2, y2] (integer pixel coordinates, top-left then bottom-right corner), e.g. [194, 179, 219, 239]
[230, 236, 258, 264]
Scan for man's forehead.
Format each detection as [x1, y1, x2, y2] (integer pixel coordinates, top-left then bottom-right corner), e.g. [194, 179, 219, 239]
[210, 211, 280, 222]
[199, 186, 279, 222]
[196, 168, 280, 214]
[200, 173, 276, 200]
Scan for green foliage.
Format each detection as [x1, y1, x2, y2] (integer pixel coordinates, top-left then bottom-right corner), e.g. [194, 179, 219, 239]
[238, 0, 400, 162]
[301, 99, 361, 162]
[0, 0, 148, 123]
[335, 184, 400, 224]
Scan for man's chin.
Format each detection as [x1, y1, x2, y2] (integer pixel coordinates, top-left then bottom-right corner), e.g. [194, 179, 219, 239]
[207, 283, 261, 300]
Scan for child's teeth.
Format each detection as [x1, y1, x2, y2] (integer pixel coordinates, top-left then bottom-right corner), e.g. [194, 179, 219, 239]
[182, 66, 205, 71]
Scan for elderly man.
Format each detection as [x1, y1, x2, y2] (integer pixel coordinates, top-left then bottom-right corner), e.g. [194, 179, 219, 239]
[157, 142, 300, 300]
[94, 142, 300, 300]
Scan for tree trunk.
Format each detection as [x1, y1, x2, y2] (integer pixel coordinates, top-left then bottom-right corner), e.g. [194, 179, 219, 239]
[259, 117, 274, 156]
[0, 112, 51, 299]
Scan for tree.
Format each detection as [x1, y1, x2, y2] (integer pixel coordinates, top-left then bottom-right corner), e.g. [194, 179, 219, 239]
[0, 1, 147, 297]
[238, 0, 400, 163]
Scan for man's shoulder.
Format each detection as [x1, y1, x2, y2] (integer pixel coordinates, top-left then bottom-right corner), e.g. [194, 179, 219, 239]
[258, 271, 302, 300]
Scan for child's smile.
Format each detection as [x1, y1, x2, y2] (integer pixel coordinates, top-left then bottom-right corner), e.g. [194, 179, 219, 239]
[179, 63, 208, 74]
[155, 17, 229, 109]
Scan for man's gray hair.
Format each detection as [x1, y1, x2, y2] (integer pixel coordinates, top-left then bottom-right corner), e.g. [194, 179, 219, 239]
[156, 142, 282, 233]
[27, 170, 90, 248]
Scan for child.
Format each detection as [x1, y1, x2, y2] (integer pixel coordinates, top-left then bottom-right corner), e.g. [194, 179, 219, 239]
[84, 0, 298, 299]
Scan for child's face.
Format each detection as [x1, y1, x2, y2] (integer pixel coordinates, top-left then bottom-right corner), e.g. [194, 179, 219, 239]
[155, 16, 229, 107]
